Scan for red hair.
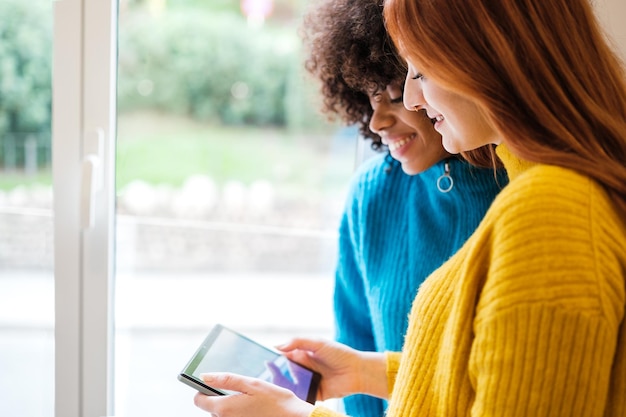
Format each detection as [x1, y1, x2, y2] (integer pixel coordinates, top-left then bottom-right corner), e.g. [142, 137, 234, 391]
[384, 0, 626, 219]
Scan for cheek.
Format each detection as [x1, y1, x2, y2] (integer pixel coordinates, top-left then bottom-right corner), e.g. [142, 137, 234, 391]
[402, 111, 431, 132]
[421, 81, 455, 113]
[420, 85, 438, 110]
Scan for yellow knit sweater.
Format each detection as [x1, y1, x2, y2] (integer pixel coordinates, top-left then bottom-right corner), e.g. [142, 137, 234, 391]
[311, 145, 626, 417]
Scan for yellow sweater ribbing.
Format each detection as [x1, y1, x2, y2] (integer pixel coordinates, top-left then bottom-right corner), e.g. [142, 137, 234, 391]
[311, 146, 626, 417]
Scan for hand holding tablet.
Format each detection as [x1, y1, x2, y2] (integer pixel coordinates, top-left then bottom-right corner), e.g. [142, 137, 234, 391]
[178, 323, 321, 404]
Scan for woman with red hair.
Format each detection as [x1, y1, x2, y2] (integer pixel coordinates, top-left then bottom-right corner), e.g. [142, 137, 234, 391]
[191, 1, 626, 416]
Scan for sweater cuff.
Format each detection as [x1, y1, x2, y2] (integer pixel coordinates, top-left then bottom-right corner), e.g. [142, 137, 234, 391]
[386, 351, 402, 395]
[309, 405, 345, 417]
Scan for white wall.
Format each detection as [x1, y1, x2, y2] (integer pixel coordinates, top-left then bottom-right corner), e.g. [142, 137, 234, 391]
[595, 0, 626, 61]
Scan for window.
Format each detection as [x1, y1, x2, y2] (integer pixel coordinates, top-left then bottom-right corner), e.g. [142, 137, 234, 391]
[51, 0, 356, 416]
[0, 1, 54, 416]
[114, 2, 355, 414]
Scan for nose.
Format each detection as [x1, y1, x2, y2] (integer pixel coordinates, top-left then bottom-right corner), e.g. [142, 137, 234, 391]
[403, 72, 425, 112]
[369, 102, 395, 134]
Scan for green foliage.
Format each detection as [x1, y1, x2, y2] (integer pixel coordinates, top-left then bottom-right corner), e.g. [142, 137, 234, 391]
[117, 7, 324, 129]
[0, 0, 329, 173]
[0, 0, 52, 169]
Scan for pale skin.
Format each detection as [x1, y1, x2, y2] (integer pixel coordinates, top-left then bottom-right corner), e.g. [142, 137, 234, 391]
[193, 338, 388, 417]
[402, 61, 500, 152]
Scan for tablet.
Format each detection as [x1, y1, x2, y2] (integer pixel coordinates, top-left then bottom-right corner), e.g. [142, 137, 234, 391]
[178, 323, 321, 404]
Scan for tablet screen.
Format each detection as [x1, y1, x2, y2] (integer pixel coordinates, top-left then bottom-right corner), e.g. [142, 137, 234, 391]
[180, 324, 320, 403]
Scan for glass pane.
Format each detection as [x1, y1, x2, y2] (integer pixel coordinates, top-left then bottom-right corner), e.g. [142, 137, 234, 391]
[114, 0, 354, 415]
[0, 1, 54, 416]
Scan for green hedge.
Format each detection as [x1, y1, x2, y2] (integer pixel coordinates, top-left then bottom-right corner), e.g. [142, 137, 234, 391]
[117, 8, 324, 129]
[0, 2, 327, 170]
[0, 0, 52, 169]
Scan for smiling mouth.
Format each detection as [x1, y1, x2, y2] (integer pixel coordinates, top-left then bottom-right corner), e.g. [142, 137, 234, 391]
[388, 134, 416, 152]
[426, 111, 443, 124]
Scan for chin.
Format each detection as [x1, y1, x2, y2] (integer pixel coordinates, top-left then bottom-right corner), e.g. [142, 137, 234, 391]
[401, 164, 426, 176]
[442, 138, 462, 154]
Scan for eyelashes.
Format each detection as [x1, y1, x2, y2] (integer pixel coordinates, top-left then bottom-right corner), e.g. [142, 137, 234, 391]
[390, 83, 405, 103]
[411, 72, 424, 80]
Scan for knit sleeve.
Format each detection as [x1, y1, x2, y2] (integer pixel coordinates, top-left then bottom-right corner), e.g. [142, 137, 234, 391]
[333, 180, 386, 417]
[305, 351, 403, 417]
[471, 306, 616, 416]
[309, 405, 347, 417]
[386, 351, 402, 394]
[334, 211, 375, 351]
[469, 166, 625, 417]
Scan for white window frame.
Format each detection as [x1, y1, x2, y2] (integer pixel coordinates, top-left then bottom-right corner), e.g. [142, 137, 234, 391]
[53, 0, 118, 416]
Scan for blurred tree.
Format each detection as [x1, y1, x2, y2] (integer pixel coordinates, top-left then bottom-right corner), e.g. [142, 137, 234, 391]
[0, 0, 52, 169]
[117, 7, 325, 129]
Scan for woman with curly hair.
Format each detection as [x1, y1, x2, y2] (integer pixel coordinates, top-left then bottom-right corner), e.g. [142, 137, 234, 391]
[299, 1, 505, 415]
[191, 0, 503, 414]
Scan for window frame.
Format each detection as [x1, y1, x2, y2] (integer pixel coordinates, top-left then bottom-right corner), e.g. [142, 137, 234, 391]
[53, 0, 118, 416]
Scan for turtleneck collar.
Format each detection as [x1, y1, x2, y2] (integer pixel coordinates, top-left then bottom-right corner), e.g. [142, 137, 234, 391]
[495, 143, 536, 181]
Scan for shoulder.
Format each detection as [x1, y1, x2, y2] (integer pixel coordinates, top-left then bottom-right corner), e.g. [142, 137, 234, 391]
[493, 164, 606, 223]
[488, 164, 618, 244]
[511, 164, 626, 265]
[480, 164, 626, 318]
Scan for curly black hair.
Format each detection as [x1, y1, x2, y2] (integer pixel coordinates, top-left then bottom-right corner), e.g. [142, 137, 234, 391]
[300, 0, 501, 168]
[300, 0, 405, 151]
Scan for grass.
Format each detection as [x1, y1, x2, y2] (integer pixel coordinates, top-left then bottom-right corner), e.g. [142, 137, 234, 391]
[116, 111, 355, 191]
[1, 112, 357, 198]
[0, 170, 52, 190]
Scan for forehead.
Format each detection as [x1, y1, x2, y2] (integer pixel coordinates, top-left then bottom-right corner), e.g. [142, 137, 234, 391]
[367, 79, 404, 94]
[405, 59, 419, 71]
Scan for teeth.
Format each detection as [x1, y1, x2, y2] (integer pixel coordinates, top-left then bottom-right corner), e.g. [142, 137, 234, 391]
[435, 115, 444, 122]
[388, 135, 415, 151]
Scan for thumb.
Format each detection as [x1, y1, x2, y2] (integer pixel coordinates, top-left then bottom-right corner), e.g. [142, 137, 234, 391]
[199, 372, 249, 394]
[276, 337, 326, 354]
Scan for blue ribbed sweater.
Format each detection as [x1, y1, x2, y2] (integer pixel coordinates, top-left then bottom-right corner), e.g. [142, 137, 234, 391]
[334, 154, 507, 417]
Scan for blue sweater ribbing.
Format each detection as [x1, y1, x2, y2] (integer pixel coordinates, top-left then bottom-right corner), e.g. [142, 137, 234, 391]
[334, 154, 507, 417]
